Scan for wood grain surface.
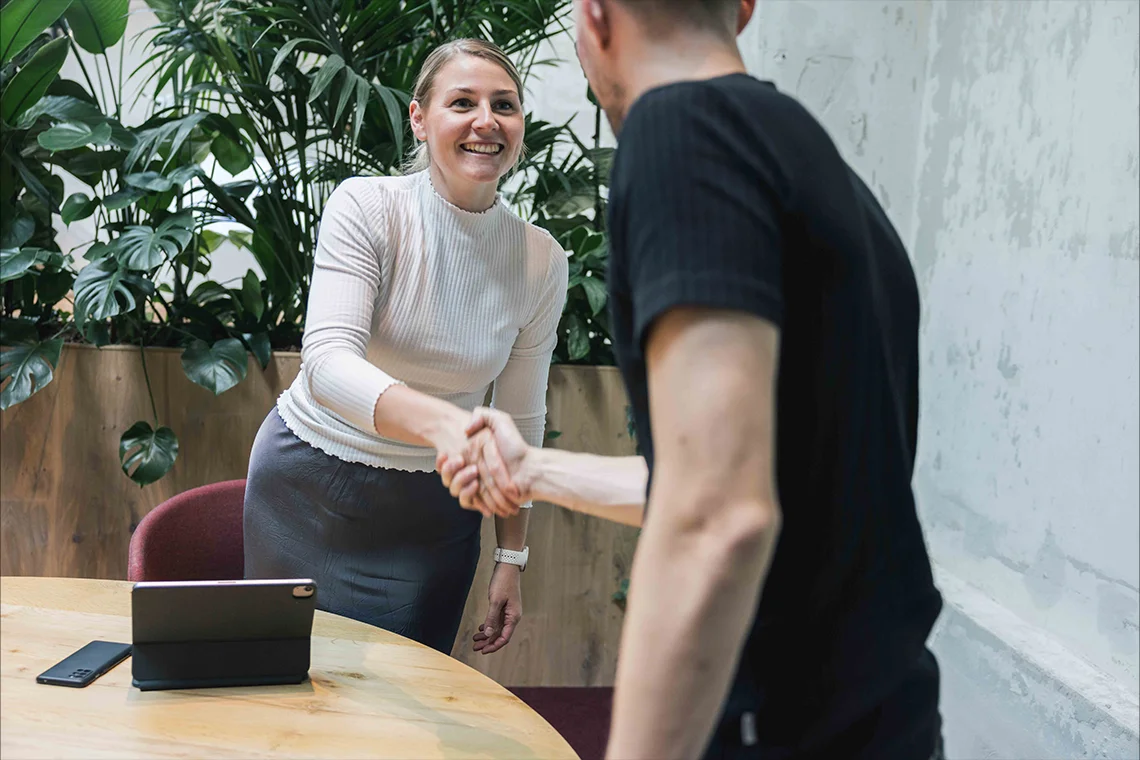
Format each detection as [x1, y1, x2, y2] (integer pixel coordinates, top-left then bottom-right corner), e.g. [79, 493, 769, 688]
[0, 576, 578, 759]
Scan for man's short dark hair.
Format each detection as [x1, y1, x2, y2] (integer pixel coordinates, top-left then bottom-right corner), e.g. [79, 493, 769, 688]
[616, 0, 738, 37]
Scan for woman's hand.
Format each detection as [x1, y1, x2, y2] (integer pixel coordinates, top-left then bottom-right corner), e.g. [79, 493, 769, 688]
[437, 408, 534, 514]
[427, 414, 516, 518]
[474, 562, 523, 655]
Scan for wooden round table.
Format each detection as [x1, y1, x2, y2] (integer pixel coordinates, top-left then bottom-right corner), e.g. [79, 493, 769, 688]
[1, 577, 578, 759]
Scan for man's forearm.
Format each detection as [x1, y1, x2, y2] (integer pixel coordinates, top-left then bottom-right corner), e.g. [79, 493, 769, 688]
[606, 491, 781, 759]
[524, 449, 648, 527]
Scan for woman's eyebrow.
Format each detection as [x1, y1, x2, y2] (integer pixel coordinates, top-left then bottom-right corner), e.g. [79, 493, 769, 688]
[446, 86, 518, 97]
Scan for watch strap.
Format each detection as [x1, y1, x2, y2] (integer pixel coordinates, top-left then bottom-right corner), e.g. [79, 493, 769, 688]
[494, 546, 529, 570]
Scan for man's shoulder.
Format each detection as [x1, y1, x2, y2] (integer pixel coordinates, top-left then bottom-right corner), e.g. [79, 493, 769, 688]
[624, 74, 806, 134]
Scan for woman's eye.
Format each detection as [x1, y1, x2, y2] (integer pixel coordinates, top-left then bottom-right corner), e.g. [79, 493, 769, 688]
[495, 101, 516, 111]
[451, 98, 474, 108]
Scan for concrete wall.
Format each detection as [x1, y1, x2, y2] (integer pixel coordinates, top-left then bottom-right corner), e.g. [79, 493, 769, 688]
[911, 1, 1140, 755]
[739, 0, 932, 244]
[913, 0, 1139, 690]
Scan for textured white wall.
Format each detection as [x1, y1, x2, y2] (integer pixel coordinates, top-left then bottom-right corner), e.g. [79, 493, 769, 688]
[739, 0, 932, 244]
[912, 0, 1140, 693]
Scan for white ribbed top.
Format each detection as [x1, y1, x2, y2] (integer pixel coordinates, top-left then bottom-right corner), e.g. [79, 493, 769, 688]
[277, 170, 568, 472]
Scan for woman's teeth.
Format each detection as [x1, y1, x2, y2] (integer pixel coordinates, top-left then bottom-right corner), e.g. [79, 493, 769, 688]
[462, 144, 502, 154]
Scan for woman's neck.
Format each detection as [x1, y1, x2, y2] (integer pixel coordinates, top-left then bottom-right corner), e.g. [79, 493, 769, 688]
[428, 163, 499, 212]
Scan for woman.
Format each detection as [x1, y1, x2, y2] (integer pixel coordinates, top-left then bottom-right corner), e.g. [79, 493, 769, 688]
[243, 38, 568, 656]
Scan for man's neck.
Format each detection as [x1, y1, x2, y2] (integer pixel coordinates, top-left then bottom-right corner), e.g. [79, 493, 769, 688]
[614, 38, 747, 129]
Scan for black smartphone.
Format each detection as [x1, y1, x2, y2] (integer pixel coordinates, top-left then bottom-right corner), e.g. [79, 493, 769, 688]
[36, 640, 132, 687]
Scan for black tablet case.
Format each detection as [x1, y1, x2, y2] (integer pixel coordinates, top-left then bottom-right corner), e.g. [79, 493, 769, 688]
[131, 582, 315, 691]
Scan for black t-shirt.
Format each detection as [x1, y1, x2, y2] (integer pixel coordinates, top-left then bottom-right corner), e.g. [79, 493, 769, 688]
[607, 73, 944, 759]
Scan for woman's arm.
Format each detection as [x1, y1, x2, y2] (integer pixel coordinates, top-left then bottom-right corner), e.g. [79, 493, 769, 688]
[481, 238, 568, 529]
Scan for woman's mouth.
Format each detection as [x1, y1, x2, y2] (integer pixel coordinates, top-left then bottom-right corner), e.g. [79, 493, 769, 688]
[461, 143, 503, 155]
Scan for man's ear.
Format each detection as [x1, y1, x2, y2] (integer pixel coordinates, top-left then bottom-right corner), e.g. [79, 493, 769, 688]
[736, 0, 756, 35]
[409, 100, 427, 141]
[580, 0, 612, 50]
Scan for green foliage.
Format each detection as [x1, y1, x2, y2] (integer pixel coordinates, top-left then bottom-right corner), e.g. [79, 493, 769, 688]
[119, 420, 179, 486]
[0, 0, 73, 66]
[0, 335, 63, 409]
[2, 36, 71, 123]
[2, 0, 613, 487]
[65, 0, 131, 55]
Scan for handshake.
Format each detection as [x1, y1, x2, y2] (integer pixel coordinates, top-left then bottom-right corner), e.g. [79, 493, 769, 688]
[434, 407, 535, 519]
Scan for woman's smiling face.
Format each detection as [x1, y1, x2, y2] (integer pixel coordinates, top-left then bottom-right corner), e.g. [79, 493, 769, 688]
[410, 54, 525, 187]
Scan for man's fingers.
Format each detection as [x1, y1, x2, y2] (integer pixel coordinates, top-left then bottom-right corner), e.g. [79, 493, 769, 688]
[476, 451, 516, 517]
[465, 407, 493, 437]
[480, 438, 521, 502]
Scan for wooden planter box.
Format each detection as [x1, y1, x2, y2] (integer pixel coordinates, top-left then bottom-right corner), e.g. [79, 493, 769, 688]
[0, 344, 638, 686]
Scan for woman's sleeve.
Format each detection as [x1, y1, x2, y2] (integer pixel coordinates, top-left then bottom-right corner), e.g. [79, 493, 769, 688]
[491, 236, 570, 450]
[300, 179, 403, 434]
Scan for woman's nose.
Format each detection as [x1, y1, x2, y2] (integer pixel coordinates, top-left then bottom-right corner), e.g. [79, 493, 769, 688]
[472, 103, 498, 131]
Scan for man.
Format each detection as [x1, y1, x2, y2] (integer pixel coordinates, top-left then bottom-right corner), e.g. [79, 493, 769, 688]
[439, 0, 945, 756]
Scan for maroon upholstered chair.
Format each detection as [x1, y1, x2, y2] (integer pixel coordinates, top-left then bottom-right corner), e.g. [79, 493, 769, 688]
[127, 479, 247, 582]
[508, 687, 614, 760]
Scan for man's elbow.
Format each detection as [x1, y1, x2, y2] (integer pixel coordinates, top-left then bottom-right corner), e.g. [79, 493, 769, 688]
[665, 492, 782, 562]
[713, 497, 782, 559]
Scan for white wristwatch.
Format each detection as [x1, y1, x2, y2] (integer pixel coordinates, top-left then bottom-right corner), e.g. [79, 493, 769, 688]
[494, 546, 529, 572]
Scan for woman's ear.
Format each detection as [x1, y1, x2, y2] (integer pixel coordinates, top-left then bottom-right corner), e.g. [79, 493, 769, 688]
[409, 100, 427, 141]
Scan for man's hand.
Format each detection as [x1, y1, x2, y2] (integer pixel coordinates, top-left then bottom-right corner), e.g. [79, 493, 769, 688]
[474, 562, 523, 655]
[437, 408, 535, 513]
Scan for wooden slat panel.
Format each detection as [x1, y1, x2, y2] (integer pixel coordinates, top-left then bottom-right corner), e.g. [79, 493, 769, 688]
[0, 348, 638, 686]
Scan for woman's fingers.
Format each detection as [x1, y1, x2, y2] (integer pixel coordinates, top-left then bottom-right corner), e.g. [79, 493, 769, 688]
[438, 453, 464, 488]
[450, 464, 493, 518]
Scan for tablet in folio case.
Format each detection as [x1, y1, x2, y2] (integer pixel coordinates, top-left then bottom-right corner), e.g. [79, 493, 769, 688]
[130, 579, 316, 691]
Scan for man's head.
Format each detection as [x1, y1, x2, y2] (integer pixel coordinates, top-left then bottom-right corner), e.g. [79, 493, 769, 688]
[573, 0, 756, 133]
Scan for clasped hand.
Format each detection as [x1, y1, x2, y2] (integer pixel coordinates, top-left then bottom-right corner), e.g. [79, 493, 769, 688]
[435, 408, 531, 518]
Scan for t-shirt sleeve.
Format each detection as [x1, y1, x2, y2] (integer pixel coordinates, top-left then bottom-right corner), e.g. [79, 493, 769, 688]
[614, 86, 785, 350]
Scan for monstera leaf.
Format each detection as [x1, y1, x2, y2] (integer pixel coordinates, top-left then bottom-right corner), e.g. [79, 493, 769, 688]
[0, 337, 63, 410]
[110, 212, 194, 269]
[73, 257, 144, 327]
[0, 246, 50, 282]
[119, 421, 179, 486]
[180, 338, 247, 395]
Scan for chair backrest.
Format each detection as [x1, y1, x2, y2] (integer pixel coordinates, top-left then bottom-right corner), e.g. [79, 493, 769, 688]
[127, 479, 247, 582]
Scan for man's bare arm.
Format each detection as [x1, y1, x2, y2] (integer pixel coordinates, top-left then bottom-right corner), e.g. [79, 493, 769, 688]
[439, 408, 648, 527]
[606, 307, 783, 760]
[526, 448, 647, 527]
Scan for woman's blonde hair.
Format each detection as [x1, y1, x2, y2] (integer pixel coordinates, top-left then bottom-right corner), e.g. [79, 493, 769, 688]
[403, 38, 526, 175]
